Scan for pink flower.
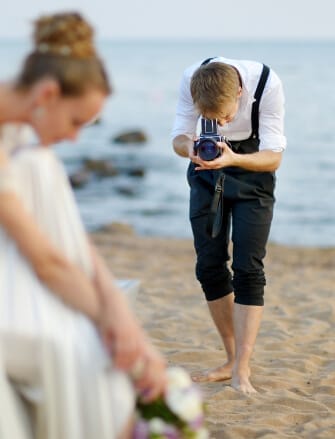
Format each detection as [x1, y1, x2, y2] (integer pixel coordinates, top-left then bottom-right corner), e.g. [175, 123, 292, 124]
[133, 419, 149, 439]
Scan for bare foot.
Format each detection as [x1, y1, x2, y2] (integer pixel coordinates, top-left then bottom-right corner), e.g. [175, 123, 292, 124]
[231, 370, 257, 394]
[191, 363, 233, 383]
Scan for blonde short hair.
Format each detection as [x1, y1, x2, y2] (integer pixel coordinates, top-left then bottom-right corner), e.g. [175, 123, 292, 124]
[190, 62, 240, 114]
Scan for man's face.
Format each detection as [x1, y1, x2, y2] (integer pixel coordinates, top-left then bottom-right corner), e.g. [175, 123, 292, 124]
[203, 88, 242, 127]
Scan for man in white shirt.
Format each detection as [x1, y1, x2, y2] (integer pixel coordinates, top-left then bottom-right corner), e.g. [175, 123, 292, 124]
[171, 57, 286, 394]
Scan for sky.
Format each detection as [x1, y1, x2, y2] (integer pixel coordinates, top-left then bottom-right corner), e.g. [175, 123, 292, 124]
[1, 0, 335, 41]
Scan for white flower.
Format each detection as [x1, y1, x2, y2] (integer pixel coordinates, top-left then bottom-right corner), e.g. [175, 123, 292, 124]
[194, 427, 210, 439]
[134, 366, 209, 439]
[167, 367, 192, 390]
[148, 417, 167, 434]
[166, 388, 203, 422]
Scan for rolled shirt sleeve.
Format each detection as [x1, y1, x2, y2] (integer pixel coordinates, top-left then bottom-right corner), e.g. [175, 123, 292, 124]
[171, 67, 200, 140]
[258, 70, 287, 152]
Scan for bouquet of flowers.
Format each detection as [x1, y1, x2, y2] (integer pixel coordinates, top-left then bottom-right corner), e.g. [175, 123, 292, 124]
[133, 367, 209, 439]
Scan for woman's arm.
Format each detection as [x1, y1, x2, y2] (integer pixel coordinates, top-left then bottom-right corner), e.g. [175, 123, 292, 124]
[0, 153, 100, 322]
[89, 243, 146, 367]
[89, 242, 167, 401]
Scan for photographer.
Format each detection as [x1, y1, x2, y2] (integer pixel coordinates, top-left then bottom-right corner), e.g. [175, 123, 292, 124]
[171, 57, 286, 393]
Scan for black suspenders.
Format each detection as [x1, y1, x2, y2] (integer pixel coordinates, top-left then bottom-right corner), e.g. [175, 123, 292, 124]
[201, 57, 216, 66]
[251, 64, 270, 139]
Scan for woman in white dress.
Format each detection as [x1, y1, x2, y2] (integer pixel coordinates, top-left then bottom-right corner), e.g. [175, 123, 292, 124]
[0, 12, 166, 439]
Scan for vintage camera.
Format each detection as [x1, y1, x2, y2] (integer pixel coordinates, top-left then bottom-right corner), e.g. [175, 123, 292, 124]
[193, 118, 231, 161]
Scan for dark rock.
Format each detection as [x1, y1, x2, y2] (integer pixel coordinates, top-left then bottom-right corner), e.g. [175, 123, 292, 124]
[69, 169, 92, 188]
[126, 167, 146, 177]
[116, 185, 137, 196]
[83, 159, 119, 177]
[70, 158, 146, 190]
[112, 130, 148, 144]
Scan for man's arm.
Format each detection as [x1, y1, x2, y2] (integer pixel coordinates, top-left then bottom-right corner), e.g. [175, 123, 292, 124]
[258, 70, 286, 153]
[192, 143, 282, 172]
[231, 149, 282, 172]
[171, 67, 199, 157]
[172, 135, 194, 158]
[173, 134, 282, 172]
[228, 148, 282, 172]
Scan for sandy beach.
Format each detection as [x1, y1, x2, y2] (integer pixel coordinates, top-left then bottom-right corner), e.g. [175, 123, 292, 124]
[92, 224, 335, 439]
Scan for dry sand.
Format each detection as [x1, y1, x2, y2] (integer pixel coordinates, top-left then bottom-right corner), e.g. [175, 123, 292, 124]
[92, 224, 335, 439]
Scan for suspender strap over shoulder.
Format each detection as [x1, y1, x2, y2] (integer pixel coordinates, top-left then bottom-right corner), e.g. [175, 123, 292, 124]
[201, 57, 216, 66]
[250, 64, 270, 139]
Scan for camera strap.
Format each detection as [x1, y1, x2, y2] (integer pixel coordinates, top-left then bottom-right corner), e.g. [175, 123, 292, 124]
[206, 63, 270, 238]
[206, 173, 225, 238]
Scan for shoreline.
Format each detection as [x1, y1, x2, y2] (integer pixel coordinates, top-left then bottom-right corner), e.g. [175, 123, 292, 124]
[91, 225, 335, 438]
[94, 221, 335, 251]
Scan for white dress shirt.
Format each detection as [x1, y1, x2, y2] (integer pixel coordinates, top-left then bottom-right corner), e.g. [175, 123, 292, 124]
[171, 57, 287, 152]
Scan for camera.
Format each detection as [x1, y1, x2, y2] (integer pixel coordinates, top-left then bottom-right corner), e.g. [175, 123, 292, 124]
[193, 118, 231, 161]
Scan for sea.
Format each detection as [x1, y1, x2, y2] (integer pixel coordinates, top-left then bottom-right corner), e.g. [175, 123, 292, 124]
[1, 39, 335, 247]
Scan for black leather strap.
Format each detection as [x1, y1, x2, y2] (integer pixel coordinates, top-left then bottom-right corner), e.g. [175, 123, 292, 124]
[250, 64, 270, 139]
[206, 173, 225, 238]
[201, 57, 216, 66]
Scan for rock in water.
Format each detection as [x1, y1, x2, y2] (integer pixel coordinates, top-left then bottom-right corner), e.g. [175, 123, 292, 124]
[69, 169, 92, 188]
[83, 159, 119, 177]
[112, 130, 148, 144]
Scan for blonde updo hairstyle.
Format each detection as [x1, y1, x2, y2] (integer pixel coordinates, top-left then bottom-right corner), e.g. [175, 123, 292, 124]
[190, 62, 240, 115]
[15, 12, 111, 96]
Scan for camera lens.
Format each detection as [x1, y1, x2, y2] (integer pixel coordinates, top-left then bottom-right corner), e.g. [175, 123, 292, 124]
[198, 139, 220, 161]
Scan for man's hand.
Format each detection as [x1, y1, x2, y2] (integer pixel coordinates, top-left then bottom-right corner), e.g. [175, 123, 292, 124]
[192, 141, 236, 170]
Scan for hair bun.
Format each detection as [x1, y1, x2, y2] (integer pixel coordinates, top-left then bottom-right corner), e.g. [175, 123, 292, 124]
[34, 12, 96, 59]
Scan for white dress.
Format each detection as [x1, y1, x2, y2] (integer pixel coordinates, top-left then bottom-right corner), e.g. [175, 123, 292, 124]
[0, 126, 135, 439]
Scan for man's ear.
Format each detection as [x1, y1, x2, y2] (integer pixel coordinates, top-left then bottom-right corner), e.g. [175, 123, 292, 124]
[31, 78, 61, 107]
